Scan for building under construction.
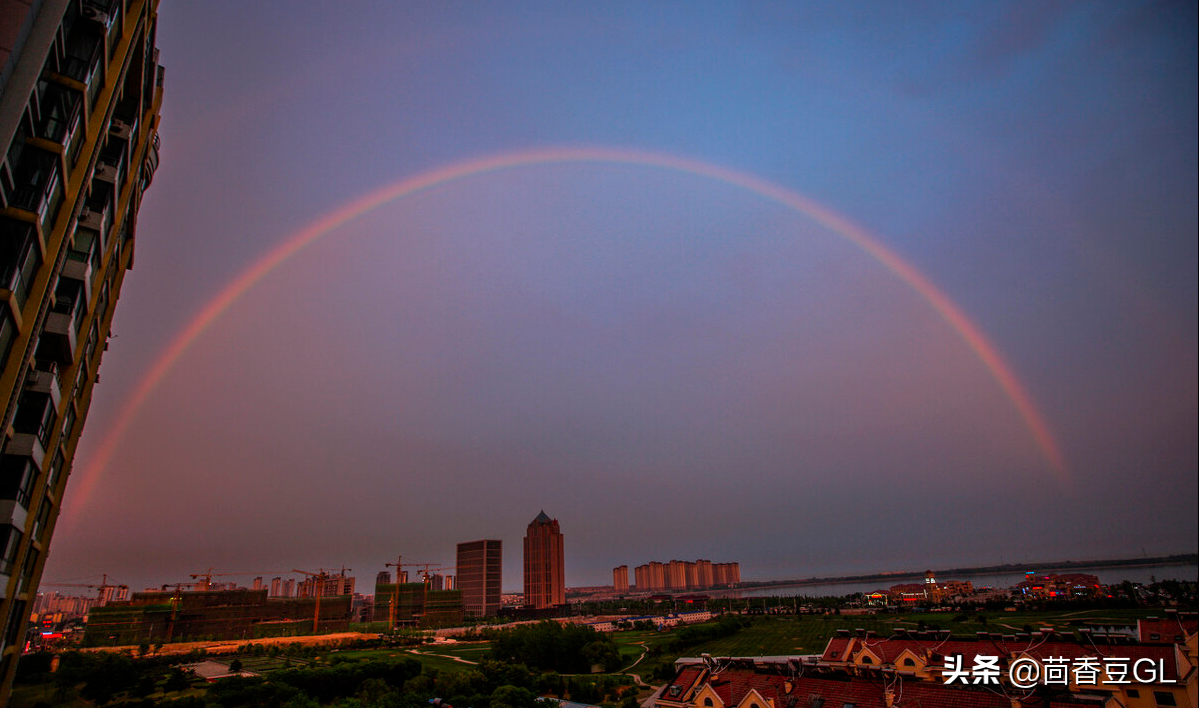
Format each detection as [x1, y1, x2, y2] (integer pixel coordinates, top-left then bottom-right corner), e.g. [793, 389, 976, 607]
[373, 580, 463, 629]
[82, 588, 351, 645]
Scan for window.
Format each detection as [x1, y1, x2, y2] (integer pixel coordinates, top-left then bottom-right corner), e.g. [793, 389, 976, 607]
[68, 227, 101, 274]
[1154, 691, 1178, 707]
[52, 275, 87, 334]
[33, 81, 82, 144]
[703, 699, 713, 707]
[18, 546, 39, 592]
[2, 599, 27, 650]
[31, 498, 52, 542]
[0, 306, 16, 363]
[83, 322, 100, 365]
[0, 218, 41, 309]
[13, 392, 57, 448]
[902, 658, 915, 667]
[46, 450, 65, 491]
[0, 525, 22, 575]
[0, 456, 38, 508]
[9, 147, 62, 227]
[1128, 689, 1140, 698]
[860, 656, 872, 664]
[60, 402, 77, 442]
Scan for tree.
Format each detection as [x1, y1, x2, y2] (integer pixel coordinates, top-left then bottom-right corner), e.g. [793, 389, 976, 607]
[229, 658, 244, 673]
[165, 666, 191, 693]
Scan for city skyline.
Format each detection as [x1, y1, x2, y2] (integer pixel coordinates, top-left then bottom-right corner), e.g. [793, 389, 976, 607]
[30, 2, 1199, 593]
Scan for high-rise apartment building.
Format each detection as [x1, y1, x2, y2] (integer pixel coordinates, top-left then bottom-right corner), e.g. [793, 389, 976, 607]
[631, 559, 739, 591]
[0, 0, 162, 699]
[522, 510, 563, 609]
[612, 565, 628, 593]
[297, 573, 354, 598]
[457, 539, 501, 617]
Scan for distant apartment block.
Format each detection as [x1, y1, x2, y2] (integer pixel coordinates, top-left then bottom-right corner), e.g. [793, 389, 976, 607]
[0, 0, 164, 700]
[613, 564, 628, 593]
[523, 510, 564, 609]
[457, 539, 501, 617]
[632, 559, 739, 592]
[297, 572, 354, 598]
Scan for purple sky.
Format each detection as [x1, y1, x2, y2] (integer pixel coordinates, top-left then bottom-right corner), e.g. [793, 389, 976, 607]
[42, 2, 1196, 593]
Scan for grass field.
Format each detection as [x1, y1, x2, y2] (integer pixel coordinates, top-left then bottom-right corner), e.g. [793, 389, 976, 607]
[604, 607, 1171, 681]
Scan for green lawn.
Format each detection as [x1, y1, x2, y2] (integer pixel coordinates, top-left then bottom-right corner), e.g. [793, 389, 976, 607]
[600, 607, 1177, 681]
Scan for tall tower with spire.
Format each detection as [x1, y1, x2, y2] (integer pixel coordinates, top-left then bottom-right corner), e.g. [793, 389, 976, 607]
[523, 510, 564, 608]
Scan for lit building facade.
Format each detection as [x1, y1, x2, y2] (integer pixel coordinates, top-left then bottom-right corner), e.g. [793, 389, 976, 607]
[457, 539, 501, 617]
[296, 573, 354, 598]
[632, 559, 739, 591]
[612, 564, 628, 592]
[523, 510, 563, 609]
[0, 0, 162, 700]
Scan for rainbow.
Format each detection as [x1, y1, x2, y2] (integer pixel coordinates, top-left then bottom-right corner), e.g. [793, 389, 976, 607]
[68, 146, 1067, 513]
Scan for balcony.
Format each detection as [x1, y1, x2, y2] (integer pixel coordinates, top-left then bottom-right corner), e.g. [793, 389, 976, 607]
[108, 118, 132, 142]
[4, 434, 45, 473]
[7, 149, 62, 227]
[142, 131, 159, 187]
[60, 258, 93, 308]
[0, 455, 36, 528]
[36, 312, 78, 366]
[34, 82, 84, 148]
[0, 220, 40, 310]
[23, 368, 62, 410]
[80, 191, 112, 246]
[59, 28, 104, 88]
[82, 0, 119, 36]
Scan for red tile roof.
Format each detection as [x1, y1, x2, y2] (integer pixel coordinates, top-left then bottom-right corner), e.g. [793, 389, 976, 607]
[700, 668, 1025, 708]
[1139, 616, 1197, 643]
[661, 667, 707, 703]
[826, 635, 1184, 681]
[821, 637, 853, 662]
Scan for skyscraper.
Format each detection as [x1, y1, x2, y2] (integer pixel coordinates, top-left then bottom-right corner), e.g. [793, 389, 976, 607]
[523, 510, 563, 609]
[456, 539, 501, 617]
[0, 1, 162, 699]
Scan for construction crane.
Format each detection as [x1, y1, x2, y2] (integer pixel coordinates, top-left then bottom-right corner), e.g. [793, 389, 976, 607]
[42, 573, 127, 607]
[383, 556, 416, 630]
[383, 556, 436, 629]
[381, 557, 455, 630]
[156, 583, 190, 642]
[409, 563, 454, 585]
[291, 568, 337, 633]
[189, 568, 284, 591]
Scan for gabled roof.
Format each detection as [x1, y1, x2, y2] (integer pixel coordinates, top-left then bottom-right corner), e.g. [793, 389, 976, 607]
[660, 666, 708, 703]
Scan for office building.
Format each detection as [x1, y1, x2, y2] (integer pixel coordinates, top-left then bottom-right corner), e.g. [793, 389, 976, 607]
[523, 510, 563, 609]
[0, 0, 162, 699]
[457, 539, 501, 617]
